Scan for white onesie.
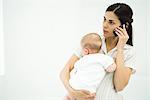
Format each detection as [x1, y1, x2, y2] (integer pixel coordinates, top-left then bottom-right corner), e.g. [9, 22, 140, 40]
[69, 53, 115, 93]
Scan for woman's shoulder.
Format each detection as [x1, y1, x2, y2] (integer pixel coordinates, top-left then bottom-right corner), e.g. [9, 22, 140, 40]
[123, 44, 135, 61]
[124, 44, 134, 53]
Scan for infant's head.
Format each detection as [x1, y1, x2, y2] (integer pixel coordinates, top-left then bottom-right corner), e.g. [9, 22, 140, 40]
[81, 33, 102, 55]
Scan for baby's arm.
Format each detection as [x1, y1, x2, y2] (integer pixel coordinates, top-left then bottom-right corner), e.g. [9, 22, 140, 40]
[105, 63, 116, 72]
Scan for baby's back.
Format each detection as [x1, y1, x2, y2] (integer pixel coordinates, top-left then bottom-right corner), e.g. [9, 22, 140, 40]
[69, 53, 113, 93]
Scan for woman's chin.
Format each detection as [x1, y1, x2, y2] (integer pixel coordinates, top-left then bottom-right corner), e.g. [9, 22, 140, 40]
[103, 34, 109, 38]
[103, 34, 116, 38]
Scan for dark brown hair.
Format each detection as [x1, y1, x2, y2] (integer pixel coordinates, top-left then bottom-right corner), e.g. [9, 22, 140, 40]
[106, 3, 133, 46]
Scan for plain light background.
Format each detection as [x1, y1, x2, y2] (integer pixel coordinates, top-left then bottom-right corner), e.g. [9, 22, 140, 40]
[0, 0, 4, 76]
[0, 0, 150, 100]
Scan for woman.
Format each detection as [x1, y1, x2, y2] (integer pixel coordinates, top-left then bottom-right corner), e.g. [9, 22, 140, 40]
[60, 3, 135, 100]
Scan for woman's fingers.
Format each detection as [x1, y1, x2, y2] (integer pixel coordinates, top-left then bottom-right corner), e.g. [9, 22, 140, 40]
[85, 92, 96, 99]
[80, 89, 91, 95]
[71, 90, 95, 100]
[80, 90, 96, 99]
[115, 24, 129, 49]
[90, 93, 96, 96]
[114, 30, 122, 37]
[115, 27, 129, 40]
[76, 90, 92, 99]
[123, 24, 129, 38]
[115, 28, 124, 37]
[116, 24, 129, 37]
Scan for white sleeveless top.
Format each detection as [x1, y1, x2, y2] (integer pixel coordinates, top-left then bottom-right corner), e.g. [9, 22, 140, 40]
[74, 38, 136, 100]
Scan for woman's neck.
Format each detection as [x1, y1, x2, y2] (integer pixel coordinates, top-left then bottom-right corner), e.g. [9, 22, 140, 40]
[105, 36, 118, 52]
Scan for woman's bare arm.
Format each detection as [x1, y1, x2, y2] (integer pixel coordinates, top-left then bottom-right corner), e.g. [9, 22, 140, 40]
[60, 54, 95, 99]
[114, 25, 133, 91]
[114, 49, 132, 91]
[60, 54, 79, 93]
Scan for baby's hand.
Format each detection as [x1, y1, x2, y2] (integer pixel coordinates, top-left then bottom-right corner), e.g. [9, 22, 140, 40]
[105, 63, 116, 72]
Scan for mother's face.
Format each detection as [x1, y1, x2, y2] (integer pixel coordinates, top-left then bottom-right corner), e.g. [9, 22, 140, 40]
[103, 11, 121, 38]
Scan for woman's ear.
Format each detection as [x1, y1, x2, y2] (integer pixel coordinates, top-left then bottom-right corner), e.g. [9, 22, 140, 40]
[83, 48, 89, 55]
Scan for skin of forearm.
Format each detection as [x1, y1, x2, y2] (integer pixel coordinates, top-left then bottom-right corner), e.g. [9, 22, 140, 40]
[60, 65, 74, 93]
[60, 55, 79, 94]
[114, 49, 130, 91]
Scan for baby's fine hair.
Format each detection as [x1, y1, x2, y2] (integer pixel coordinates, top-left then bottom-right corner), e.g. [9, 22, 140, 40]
[81, 33, 102, 53]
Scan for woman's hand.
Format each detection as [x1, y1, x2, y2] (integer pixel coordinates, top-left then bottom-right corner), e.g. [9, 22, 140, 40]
[70, 88, 96, 100]
[115, 24, 129, 49]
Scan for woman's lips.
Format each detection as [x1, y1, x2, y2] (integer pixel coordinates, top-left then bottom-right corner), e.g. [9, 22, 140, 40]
[103, 30, 108, 34]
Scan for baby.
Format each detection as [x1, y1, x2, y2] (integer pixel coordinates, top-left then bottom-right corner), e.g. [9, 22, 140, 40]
[65, 33, 116, 100]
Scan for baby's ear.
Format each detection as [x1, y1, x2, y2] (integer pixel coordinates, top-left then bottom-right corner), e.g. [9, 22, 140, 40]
[83, 48, 89, 55]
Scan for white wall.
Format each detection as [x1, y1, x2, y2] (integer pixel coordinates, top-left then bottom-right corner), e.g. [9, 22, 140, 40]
[147, 0, 150, 98]
[0, 0, 149, 100]
[0, 0, 4, 98]
[0, 0, 4, 76]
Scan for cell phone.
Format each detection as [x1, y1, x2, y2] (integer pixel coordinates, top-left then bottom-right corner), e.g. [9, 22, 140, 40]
[113, 24, 124, 36]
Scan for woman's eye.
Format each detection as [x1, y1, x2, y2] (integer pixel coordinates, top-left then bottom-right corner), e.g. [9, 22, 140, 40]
[109, 21, 114, 25]
[103, 19, 106, 22]
[103, 17, 106, 21]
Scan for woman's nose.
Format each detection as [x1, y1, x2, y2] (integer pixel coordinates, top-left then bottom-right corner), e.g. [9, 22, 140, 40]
[103, 21, 108, 28]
